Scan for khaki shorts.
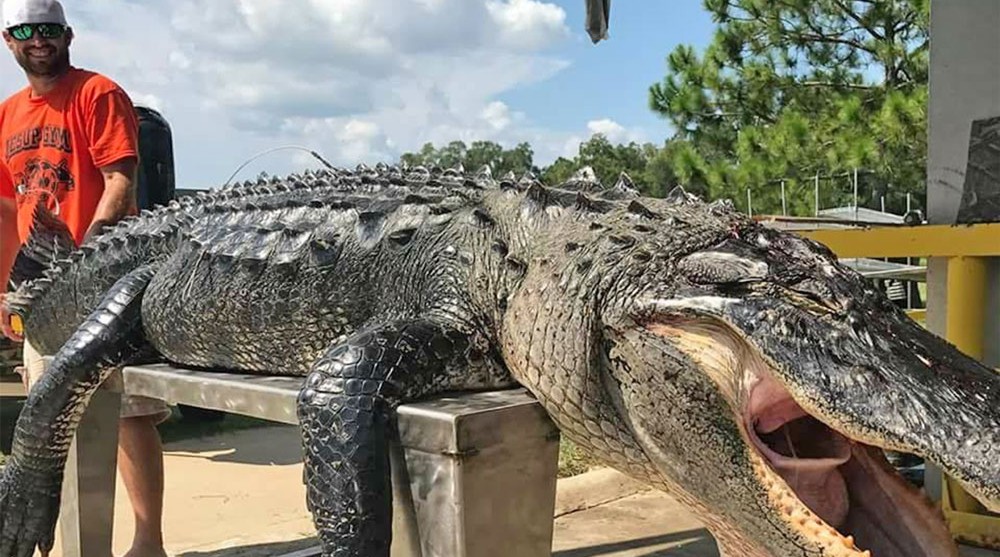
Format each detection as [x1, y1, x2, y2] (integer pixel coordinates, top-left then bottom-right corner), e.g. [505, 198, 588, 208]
[19, 337, 172, 425]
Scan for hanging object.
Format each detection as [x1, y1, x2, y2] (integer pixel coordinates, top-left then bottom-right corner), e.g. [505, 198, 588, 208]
[585, 0, 611, 43]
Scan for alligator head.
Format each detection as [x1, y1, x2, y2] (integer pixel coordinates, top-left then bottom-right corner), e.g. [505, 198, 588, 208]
[502, 197, 999, 557]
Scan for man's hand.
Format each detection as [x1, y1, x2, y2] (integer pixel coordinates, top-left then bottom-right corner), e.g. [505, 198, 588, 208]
[85, 158, 138, 243]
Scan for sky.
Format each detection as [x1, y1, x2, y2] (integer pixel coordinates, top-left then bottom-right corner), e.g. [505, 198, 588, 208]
[0, 0, 717, 190]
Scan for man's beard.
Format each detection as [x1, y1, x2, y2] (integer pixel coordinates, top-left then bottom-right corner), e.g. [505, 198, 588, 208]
[16, 47, 70, 78]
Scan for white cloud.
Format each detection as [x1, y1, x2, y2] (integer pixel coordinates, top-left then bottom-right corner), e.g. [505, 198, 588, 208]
[481, 101, 514, 131]
[296, 118, 392, 163]
[587, 118, 645, 144]
[0, 0, 650, 188]
[168, 51, 191, 71]
[561, 135, 584, 158]
[587, 119, 627, 140]
[487, 0, 571, 49]
[130, 93, 165, 112]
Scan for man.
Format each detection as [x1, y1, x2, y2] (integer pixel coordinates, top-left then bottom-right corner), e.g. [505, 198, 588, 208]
[0, 1, 169, 556]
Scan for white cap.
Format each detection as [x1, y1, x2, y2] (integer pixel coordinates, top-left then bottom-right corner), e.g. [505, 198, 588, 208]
[3, 0, 68, 29]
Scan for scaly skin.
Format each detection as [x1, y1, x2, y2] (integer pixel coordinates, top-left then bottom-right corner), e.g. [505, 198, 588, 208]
[0, 264, 156, 556]
[0, 164, 997, 557]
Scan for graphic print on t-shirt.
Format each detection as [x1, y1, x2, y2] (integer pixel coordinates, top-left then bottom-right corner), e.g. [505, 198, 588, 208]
[5, 124, 73, 158]
[4, 124, 76, 200]
[14, 156, 75, 198]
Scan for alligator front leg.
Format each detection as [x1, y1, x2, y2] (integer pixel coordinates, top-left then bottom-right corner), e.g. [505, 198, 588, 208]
[0, 265, 157, 557]
[296, 318, 510, 557]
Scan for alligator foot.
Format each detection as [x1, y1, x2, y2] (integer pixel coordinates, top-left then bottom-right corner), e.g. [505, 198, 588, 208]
[0, 460, 61, 557]
[296, 318, 502, 557]
[0, 265, 157, 557]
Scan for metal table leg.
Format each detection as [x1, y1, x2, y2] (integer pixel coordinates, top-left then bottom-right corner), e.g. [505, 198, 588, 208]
[58, 377, 122, 557]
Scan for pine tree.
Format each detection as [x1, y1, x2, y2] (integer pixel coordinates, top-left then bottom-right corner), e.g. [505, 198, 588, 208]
[648, 0, 929, 215]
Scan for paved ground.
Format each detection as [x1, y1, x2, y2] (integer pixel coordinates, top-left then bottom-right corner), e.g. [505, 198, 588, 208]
[37, 423, 1000, 557]
[552, 491, 719, 557]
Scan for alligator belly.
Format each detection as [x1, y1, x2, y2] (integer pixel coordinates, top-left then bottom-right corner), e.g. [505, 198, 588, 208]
[141, 240, 362, 376]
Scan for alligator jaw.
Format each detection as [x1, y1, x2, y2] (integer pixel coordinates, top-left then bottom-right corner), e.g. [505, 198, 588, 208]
[732, 297, 1000, 514]
[743, 371, 957, 557]
[643, 313, 963, 557]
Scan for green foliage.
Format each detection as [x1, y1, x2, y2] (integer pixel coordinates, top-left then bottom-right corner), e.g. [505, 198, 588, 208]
[539, 156, 578, 186]
[558, 438, 598, 478]
[399, 140, 540, 179]
[551, 135, 672, 196]
[648, 0, 929, 215]
[400, 135, 684, 199]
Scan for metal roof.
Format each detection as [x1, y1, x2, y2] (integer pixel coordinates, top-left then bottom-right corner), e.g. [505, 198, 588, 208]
[840, 258, 926, 281]
[818, 206, 905, 224]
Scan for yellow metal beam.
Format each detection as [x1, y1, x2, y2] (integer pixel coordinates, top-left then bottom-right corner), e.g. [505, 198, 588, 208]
[942, 256, 991, 519]
[942, 478, 1000, 549]
[905, 309, 927, 323]
[796, 223, 1000, 258]
[946, 257, 988, 361]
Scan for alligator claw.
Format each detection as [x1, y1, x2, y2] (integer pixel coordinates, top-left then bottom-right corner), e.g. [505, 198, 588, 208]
[0, 459, 61, 557]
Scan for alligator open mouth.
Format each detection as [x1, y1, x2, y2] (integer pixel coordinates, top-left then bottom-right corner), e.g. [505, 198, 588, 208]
[745, 373, 956, 557]
[645, 315, 958, 557]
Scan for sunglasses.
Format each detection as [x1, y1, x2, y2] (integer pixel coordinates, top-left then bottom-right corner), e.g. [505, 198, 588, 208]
[6, 23, 67, 41]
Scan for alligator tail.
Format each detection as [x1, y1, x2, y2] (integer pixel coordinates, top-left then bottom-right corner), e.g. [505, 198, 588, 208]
[7, 201, 76, 290]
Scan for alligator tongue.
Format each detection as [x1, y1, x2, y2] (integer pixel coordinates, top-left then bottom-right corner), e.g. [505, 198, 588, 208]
[759, 418, 851, 528]
[749, 376, 852, 528]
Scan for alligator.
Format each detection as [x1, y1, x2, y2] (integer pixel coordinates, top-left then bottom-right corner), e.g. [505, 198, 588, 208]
[0, 164, 998, 557]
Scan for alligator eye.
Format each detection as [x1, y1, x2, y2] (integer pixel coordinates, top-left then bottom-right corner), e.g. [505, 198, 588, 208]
[788, 279, 840, 311]
[678, 250, 768, 284]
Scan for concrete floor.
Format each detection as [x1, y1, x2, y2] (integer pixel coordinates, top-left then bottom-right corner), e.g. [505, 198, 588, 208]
[35, 423, 1000, 557]
[553, 490, 719, 556]
[553, 490, 998, 557]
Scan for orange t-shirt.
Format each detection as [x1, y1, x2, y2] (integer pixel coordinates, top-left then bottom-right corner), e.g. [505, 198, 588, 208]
[0, 67, 139, 246]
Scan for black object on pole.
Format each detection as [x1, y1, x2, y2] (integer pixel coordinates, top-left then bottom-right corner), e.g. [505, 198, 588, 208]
[586, 0, 611, 43]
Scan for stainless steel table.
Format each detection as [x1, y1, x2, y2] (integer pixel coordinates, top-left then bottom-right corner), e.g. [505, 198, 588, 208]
[54, 362, 561, 557]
